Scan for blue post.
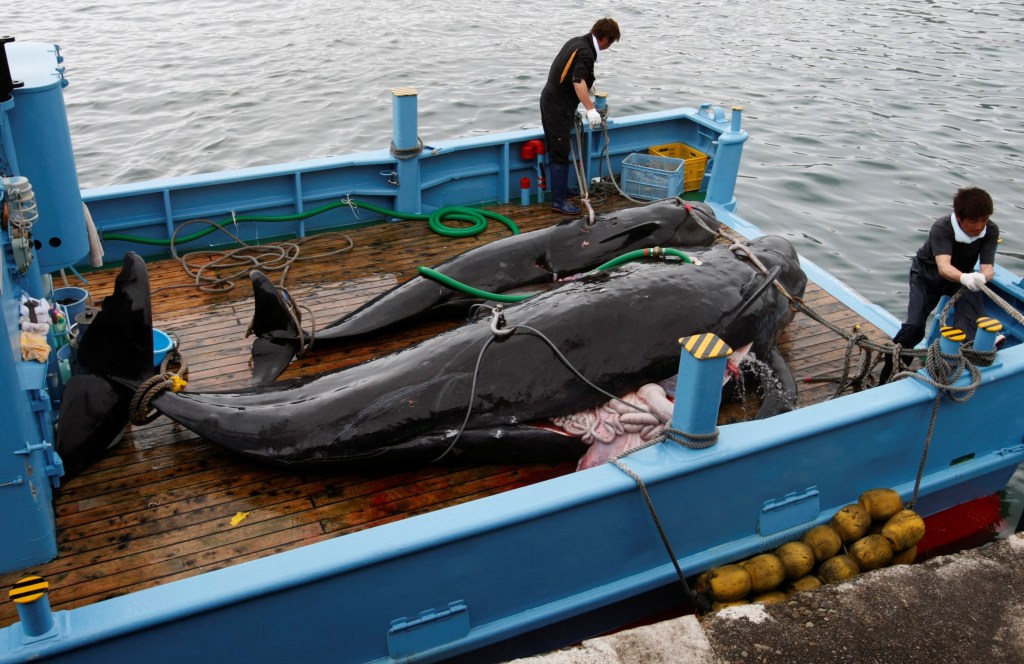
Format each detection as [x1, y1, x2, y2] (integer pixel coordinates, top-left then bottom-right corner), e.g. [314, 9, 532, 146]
[705, 106, 748, 212]
[973, 317, 1003, 353]
[939, 326, 965, 355]
[671, 333, 733, 435]
[390, 87, 422, 215]
[9, 576, 57, 639]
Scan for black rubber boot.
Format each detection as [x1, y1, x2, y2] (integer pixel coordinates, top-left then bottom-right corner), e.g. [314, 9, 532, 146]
[550, 164, 580, 215]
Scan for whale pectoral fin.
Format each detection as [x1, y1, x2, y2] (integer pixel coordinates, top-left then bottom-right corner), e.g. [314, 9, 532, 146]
[597, 221, 661, 245]
[754, 346, 798, 419]
[249, 270, 303, 382]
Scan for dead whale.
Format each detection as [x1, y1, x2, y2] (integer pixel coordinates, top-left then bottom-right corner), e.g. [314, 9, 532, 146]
[55, 234, 805, 477]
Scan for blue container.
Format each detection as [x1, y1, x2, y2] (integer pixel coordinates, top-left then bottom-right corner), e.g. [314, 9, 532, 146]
[6, 42, 89, 273]
[153, 328, 174, 367]
[52, 286, 88, 322]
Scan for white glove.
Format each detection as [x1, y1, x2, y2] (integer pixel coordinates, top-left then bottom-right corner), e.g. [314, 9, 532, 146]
[581, 108, 602, 129]
[959, 272, 986, 291]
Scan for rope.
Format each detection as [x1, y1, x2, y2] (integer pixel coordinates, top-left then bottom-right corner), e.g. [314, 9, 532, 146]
[128, 338, 190, 424]
[601, 410, 718, 610]
[609, 457, 705, 611]
[152, 219, 355, 295]
[726, 235, 1013, 510]
[390, 137, 424, 160]
[590, 120, 647, 206]
[887, 338, 983, 507]
[129, 371, 188, 424]
[661, 426, 719, 450]
[571, 115, 596, 225]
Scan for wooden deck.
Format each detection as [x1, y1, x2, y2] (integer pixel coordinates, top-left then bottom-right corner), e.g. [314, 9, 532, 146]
[0, 195, 888, 627]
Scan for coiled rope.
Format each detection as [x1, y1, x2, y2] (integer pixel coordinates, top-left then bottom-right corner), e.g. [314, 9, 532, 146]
[390, 137, 424, 160]
[892, 338, 984, 508]
[128, 338, 190, 424]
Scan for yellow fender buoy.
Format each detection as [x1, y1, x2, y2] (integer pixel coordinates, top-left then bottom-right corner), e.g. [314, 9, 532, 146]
[859, 488, 904, 522]
[784, 575, 823, 596]
[775, 541, 816, 580]
[849, 533, 894, 571]
[882, 510, 926, 551]
[818, 554, 860, 584]
[802, 524, 843, 562]
[741, 554, 787, 594]
[830, 503, 872, 543]
[700, 564, 752, 602]
[752, 590, 788, 604]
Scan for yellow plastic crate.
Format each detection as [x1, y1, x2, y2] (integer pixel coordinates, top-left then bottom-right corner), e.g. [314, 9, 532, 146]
[649, 143, 708, 192]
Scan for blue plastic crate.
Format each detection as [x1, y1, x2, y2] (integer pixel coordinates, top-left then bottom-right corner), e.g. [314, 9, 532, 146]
[620, 152, 686, 201]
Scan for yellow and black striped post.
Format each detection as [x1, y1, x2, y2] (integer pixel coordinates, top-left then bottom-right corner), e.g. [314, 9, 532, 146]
[973, 317, 1004, 353]
[672, 332, 733, 436]
[939, 326, 966, 355]
[9, 575, 55, 637]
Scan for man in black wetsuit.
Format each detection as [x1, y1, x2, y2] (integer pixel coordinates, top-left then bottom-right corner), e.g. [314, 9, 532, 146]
[880, 187, 1000, 383]
[540, 18, 620, 215]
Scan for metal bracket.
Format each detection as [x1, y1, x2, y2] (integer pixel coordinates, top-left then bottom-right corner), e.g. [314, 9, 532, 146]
[998, 443, 1024, 457]
[388, 600, 469, 659]
[758, 486, 820, 536]
[13, 440, 64, 485]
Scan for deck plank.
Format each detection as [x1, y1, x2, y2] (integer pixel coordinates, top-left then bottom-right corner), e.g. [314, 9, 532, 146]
[0, 197, 890, 627]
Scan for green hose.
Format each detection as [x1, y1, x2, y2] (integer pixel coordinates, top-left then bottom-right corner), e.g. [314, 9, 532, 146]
[417, 266, 533, 303]
[418, 246, 694, 303]
[593, 247, 693, 272]
[100, 199, 520, 245]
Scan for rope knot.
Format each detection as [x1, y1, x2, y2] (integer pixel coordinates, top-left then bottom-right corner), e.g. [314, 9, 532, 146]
[661, 426, 719, 450]
[129, 372, 188, 425]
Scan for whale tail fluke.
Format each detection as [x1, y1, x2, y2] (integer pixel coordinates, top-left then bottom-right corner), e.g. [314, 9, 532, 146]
[248, 270, 305, 383]
[56, 252, 156, 479]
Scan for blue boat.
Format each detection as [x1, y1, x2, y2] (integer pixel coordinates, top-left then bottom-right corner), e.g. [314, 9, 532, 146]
[1, 38, 1022, 663]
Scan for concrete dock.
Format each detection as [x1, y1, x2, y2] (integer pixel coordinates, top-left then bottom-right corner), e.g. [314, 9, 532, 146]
[515, 532, 1024, 663]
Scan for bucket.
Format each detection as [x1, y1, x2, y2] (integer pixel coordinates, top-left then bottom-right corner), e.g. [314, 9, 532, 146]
[153, 328, 174, 367]
[52, 286, 89, 323]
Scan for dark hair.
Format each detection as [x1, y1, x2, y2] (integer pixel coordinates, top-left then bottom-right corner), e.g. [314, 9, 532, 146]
[953, 187, 994, 220]
[592, 18, 621, 44]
